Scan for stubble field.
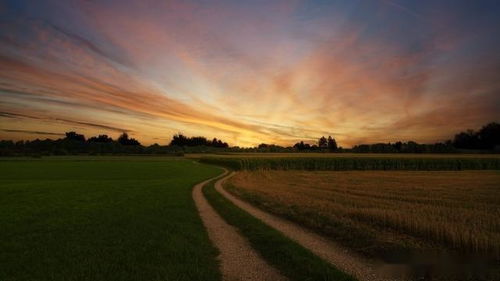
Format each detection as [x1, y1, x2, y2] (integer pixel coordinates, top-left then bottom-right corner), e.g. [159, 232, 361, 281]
[226, 170, 500, 264]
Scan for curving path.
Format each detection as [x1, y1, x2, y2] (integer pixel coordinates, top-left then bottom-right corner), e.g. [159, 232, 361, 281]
[215, 171, 401, 281]
[192, 170, 287, 281]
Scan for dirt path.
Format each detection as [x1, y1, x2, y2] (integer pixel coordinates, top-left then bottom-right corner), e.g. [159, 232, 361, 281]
[192, 171, 287, 281]
[215, 172, 402, 281]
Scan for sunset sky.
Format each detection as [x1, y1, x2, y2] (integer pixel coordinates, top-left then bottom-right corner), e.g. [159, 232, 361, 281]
[1, 0, 499, 147]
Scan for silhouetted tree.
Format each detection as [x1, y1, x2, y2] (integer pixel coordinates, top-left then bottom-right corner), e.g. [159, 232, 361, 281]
[65, 131, 85, 142]
[293, 141, 312, 150]
[453, 130, 479, 149]
[118, 133, 141, 146]
[293, 136, 337, 152]
[191, 136, 208, 146]
[62, 131, 87, 154]
[449, 122, 500, 150]
[88, 134, 113, 143]
[318, 136, 327, 148]
[212, 138, 219, 147]
[477, 122, 500, 149]
[293, 141, 305, 150]
[169, 134, 228, 148]
[352, 140, 456, 153]
[327, 136, 338, 151]
[393, 141, 403, 152]
[170, 134, 188, 146]
[2, 122, 499, 156]
[118, 133, 129, 145]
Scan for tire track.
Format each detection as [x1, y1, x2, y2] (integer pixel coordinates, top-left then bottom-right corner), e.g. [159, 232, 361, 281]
[192, 170, 287, 281]
[215, 171, 402, 281]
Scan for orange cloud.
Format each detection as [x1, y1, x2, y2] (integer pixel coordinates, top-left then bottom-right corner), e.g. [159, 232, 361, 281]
[1, 0, 499, 147]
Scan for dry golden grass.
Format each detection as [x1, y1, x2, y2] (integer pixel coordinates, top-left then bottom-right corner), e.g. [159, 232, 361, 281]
[227, 170, 500, 259]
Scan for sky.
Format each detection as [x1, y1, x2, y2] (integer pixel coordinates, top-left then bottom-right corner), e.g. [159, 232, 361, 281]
[1, 0, 499, 147]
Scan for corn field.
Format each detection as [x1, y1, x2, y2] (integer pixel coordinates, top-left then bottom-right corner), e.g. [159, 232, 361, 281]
[200, 156, 500, 170]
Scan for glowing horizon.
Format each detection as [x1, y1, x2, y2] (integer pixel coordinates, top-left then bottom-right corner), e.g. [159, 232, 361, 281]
[1, 0, 499, 147]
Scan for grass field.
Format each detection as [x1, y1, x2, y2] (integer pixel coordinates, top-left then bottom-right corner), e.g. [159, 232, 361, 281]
[0, 157, 223, 281]
[226, 171, 500, 262]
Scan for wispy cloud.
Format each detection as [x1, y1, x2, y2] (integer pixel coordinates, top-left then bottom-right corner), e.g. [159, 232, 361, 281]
[0, 111, 131, 133]
[1, 0, 499, 146]
[380, 0, 423, 19]
[1, 129, 64, 136]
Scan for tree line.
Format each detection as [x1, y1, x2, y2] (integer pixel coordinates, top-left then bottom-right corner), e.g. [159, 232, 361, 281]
[0, 122, 498, 156]
[293, 136, 338, 151]
[0, 132, 230, 156]
[0, 132, 154, 157]
[351, 122, 500, 153]
[452, 122, 500, 150]
[237, 122, 499, 153]
[169, 134, 228, 148]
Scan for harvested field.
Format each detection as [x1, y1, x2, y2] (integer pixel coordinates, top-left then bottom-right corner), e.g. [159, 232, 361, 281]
[226, 170, 500, 262]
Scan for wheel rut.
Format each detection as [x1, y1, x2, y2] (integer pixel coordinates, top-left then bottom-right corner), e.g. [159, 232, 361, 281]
[192, 171, 287, 281]
[215, 171, 401, 281]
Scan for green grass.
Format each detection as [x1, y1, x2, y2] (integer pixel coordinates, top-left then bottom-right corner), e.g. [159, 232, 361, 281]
[199, 156, 500, 171]
[0, 157, 223, 281]
[202, 179, 356, 281]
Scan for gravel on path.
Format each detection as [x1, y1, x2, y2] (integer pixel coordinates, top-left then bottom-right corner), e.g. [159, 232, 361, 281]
[217, 172, 404, 281]
[192, 171, 287, 281]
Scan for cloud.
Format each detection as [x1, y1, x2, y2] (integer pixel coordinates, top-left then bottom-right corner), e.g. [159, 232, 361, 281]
[0, 129, 64, 136]
[380, 0, 423, 19]
[1, 0, 499, 147]
[0, 111, 131, 133]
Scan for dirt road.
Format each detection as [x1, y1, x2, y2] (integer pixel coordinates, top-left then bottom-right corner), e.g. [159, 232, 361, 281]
[192, 171, 287, 281]
[215, 171, 400, 281]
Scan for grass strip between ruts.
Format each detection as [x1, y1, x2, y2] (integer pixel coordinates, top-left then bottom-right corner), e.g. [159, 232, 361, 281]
[202, 177, 357, 281]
